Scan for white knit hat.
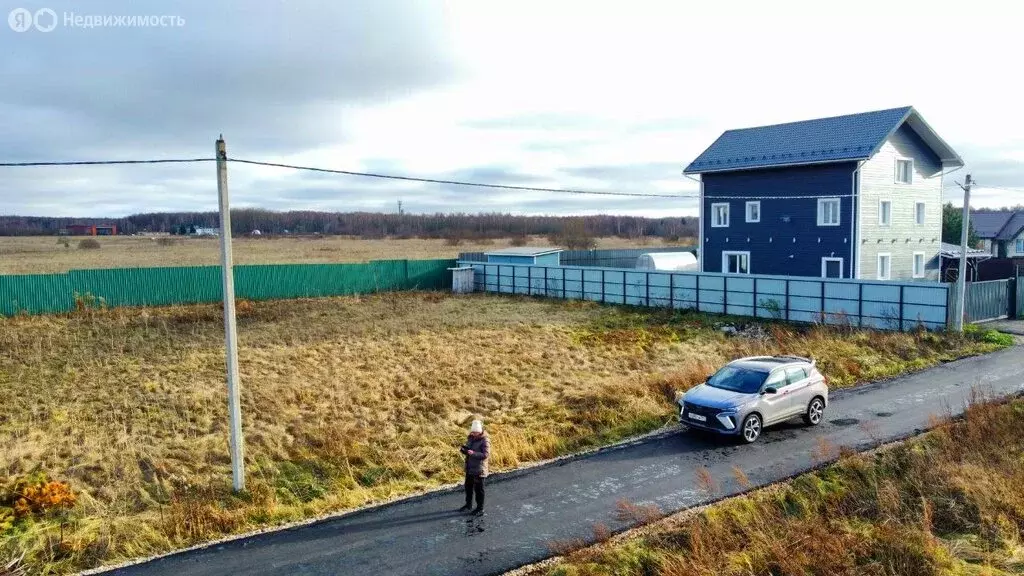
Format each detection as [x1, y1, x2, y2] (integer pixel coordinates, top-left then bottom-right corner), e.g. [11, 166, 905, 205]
[470, 420, 483, 433]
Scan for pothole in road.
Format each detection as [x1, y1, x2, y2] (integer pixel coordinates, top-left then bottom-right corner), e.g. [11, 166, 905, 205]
[874, 412, 894, 418]
[830, 418, 860, 426]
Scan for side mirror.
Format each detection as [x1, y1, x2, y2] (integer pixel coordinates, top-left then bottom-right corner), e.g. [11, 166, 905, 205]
[762, 386, 778, 395]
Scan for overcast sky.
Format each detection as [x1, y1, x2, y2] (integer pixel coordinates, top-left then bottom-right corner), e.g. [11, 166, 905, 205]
[1, 0, 1021, 218]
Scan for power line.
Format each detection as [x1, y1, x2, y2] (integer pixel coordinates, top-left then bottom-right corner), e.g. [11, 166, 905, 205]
[227, 158, 691, 199]
[0, 154, 857, 201]
[227, 157, 855, 200]
[0, 158, 216, 167]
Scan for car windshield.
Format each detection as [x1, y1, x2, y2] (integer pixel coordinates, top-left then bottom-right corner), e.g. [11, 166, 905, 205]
[705, 366, 768, 394]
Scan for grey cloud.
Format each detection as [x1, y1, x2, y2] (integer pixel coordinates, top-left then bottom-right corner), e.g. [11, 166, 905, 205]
[0, 0, 459, 160]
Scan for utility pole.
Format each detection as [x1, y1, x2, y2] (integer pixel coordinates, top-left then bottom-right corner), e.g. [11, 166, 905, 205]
[397, 199, 403, 216]
[953, 174, 972, 332]
[216, 135, 245, 491]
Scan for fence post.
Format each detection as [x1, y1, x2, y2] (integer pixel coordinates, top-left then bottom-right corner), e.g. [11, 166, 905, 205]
[601, 269, 606, 303]
[670, 274, 675, 309]
[563, 269, 568, 300]
[724, 276, 729, 315]
[784, 279, 790, 321]
[753, 277, 758, 318]
[820, 279, 826, 322]
[695, 274, 700, 312]
[898, 285, 905, 331]
[544, 266, 549, 298]
[645, 272, 650, 307]
[498, 265, 503, 294]
[858, 283, 863, 328]
[527, 266, 532, 296]
[622, 271, 627, 305]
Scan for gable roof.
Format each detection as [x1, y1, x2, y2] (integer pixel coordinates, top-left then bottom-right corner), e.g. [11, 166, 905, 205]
[971, 211, 1024, 241]
[683, 106, 964, 174]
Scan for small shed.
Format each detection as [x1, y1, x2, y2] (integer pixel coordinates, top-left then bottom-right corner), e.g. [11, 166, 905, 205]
[485, 247, 562, 266]
[636, 251, 699, 271]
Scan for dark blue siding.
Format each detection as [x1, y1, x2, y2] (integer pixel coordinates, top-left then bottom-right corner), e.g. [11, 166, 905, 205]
[703, 162, 857, 277]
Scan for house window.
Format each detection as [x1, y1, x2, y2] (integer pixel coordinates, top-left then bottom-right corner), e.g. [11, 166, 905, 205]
[895, 159, 913, 184]
[913, 252, 925, 278]
[817, 198, 840, 226]
[745, 201, 760, 223]
[1016, 238, 1024, 255]
[879, 200, 892, 226]
[877, 253, 891, 280]
[711, 203, 729, 227]
[915, 202, 926, 226]
[722, 251, 750, 274]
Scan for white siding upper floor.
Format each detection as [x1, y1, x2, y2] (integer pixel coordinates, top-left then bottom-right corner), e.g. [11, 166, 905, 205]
[857, 124, 944, 281]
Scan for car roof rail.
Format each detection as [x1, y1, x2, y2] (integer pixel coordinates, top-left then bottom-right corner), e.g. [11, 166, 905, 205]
[776, 354, 815, 365]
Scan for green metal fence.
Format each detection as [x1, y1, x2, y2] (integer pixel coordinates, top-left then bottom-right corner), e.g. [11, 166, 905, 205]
[0, 259, 455, 316]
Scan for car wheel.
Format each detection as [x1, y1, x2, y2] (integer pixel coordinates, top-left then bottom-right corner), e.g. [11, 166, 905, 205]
[803, 397, 825, 426]
[740, 413, 762, 444]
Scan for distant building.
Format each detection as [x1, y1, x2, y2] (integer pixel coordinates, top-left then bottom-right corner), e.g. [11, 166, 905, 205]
[64, 224, 117, 236]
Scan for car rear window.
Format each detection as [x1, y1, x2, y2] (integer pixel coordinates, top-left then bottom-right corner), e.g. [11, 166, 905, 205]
[706, 366, 768, 394]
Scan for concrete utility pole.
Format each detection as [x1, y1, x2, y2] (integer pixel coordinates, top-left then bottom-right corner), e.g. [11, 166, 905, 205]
[953, 174, 972, 333]
[216, 135, 245, 491]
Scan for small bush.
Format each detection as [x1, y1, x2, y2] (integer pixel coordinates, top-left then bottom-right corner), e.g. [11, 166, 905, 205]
[509, 236, 528, 247]
[981, 329, 1014, 346]
[443, 236, 462, 247]
[78, 239, 101, 250]
[156, 237, 179, 247]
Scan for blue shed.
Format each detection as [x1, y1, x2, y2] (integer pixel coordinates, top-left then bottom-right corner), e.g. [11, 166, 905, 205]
[485, 247, 562, 266]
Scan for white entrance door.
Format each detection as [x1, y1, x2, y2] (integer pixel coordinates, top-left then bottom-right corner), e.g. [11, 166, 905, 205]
[821, 257, 844, 278]
[722, 251, 750, 274]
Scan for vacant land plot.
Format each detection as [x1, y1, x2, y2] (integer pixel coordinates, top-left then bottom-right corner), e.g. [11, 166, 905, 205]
[539, 396, 1024, 576]
[0, 235, 692, 274]
[0, 293, 1004, 573]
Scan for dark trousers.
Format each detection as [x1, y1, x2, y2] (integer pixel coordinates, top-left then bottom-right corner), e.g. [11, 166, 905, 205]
[464, 474, 485, 509]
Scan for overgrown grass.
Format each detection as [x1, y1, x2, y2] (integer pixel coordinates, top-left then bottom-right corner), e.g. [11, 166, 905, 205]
[541, 394, 1024, 576]
[0, 293, 1006, 573]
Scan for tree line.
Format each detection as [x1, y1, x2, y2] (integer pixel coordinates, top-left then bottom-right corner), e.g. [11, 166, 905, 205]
[0, 210, 699, 240]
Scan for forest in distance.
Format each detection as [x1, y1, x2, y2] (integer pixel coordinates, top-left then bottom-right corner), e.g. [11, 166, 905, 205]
[0, 210, 699, 241]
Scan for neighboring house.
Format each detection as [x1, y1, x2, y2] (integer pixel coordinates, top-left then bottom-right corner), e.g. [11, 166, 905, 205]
[971, 211, 1024, 259]
[63, 223, 117, 236]
[683, 107, 964, 281]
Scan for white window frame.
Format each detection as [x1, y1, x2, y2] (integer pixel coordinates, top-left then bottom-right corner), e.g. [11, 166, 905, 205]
[878, 199, 892, 227]
[895, 158, 913, 184]
[912, 252, 925, 278]
[816, 198, 840, 227]
[745, 201, 760, 223]
[821, 257, 844, 279]
[914, 201, 926, 226]
[1015, 238, 1024, 255]
[722, 251, 751, 274]
[877, 253, 892, 280]
[711, 202, 730, 228]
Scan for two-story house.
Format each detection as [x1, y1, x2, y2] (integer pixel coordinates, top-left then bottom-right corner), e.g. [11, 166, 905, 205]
[972, 210, 1024, 259]
[683, 107, 964, 280]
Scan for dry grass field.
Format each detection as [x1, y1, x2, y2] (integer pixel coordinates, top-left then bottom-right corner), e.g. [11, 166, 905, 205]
[540, 396, 1024, 576]
[0, 235, 692, 274]
[0, 293, 1006, 574]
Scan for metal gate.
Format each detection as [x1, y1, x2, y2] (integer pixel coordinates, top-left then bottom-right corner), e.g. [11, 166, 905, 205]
[965, 279, 1011, 323]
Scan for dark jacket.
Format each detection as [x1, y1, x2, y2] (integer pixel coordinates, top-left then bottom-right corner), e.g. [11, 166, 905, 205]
[462, 432, 490, 477]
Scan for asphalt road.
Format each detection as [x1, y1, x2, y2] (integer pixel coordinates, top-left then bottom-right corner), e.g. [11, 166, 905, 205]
[104, 347, 1024, 576]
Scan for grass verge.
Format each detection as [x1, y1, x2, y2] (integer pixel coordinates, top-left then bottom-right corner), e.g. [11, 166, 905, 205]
[0, 293, 1009, 574]
[535, 393, 1024, 576]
